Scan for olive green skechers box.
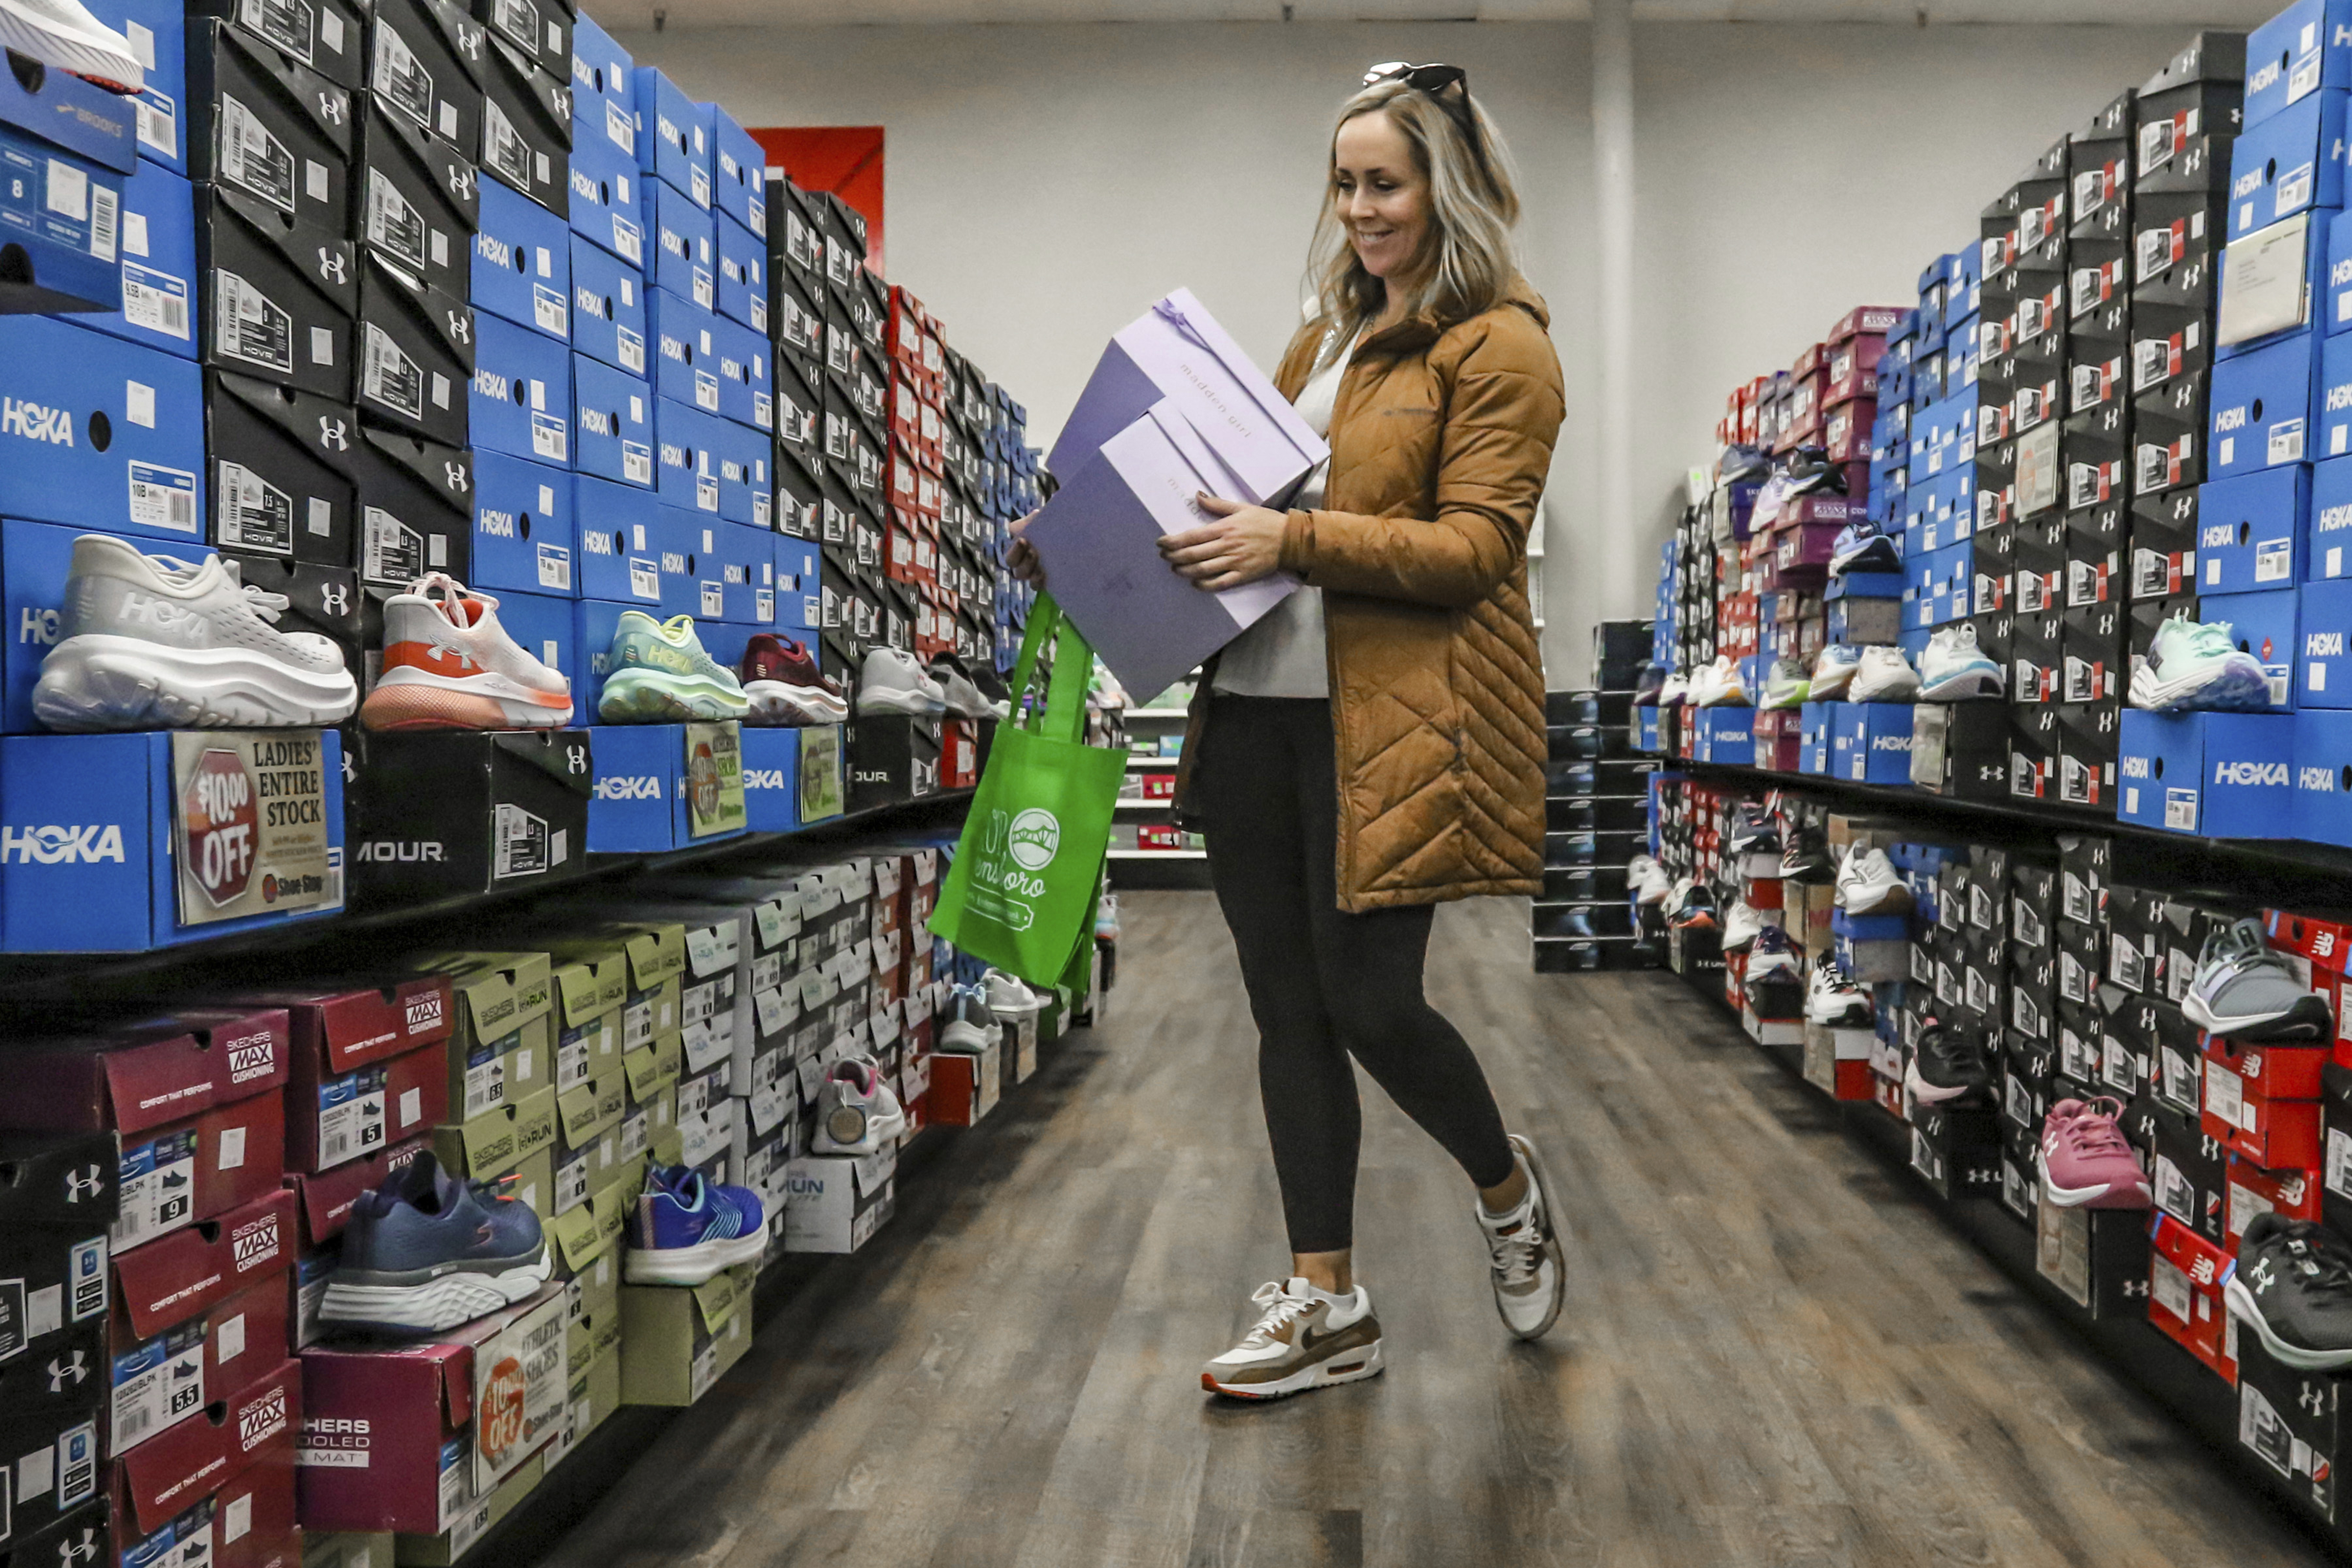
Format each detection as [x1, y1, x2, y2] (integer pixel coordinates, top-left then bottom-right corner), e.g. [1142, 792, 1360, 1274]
[619, 1260, 758, 1406]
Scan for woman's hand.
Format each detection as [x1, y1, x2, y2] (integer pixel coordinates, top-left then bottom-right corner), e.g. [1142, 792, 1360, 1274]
[1159, 494, 1288, 592]
[1006, 512, 1046, 589]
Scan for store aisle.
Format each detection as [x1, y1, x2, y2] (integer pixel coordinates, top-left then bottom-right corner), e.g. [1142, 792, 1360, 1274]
[543, 893, 2329, 1568]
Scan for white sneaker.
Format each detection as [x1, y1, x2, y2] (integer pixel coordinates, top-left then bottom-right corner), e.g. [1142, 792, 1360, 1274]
[0, 0, 142, 92]
[1477, 1135, 1566, 1340]
[927, 656, 989, 720]
[1835, 843, 1913, 915]
[2129, 614, 2272, 712]
[34, 535, 358, 731]
[1811, 644, 1863, 699]
[1628, 854, 1671, 907]
[1807, 965, 1873, 1027]
[1849, 644, 1922, 703]
[1722, 900, 1765, 953]
[1917, 624, 2004, 701]
[984, 970, 1042, 1018]
[360, 575, 574, 730]
[809, 1056, 907, 1154]
[1200, 1279, 1384, 1398]
[1691, 655, 1750, 707]
[857, 646, 947, 715]
[1657, 670, 1691, 707]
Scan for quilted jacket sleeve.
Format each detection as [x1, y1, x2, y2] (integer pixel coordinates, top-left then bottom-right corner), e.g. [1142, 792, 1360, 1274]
[1276, 309, 1564, 611]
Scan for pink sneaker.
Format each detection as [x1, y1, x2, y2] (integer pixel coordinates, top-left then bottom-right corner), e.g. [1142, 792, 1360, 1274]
[2037, 1098, 2151, 1209]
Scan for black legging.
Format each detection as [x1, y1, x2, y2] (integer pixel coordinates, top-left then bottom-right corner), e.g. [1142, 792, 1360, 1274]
[1196, 693, 1517, 1254]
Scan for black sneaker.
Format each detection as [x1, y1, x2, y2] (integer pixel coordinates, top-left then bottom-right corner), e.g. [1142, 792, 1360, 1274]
[1718, 444, 1771, 486]
[1904, 1017, 1991, 1107]
[1779, 824, 1834, 883]
[1783, 445, 1850, 497]
[1728, 804, 1782, 858]
[2227, 1214, 2352, 1370]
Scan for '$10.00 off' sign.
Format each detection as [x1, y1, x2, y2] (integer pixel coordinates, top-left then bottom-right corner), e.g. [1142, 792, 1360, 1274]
[171, 732, 334, 926]
[183, 747, 257, 906]
[970, 807, 1060, 929]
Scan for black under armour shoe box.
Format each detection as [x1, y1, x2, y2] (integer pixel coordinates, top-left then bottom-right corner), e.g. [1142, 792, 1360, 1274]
[1909, 700, 2009, 799]
[0, 1129, 116, 1376]
[355, 100, 479, 299]
[2067, 90, 2135, 245]
[1543, 864, 1628, 904]
[205, 371, 358, 566]
[2320, 1065, 2352, 1239]
[366, 0, 485, 154]
[2132, 33, 2243, 198]
[2034, 1194, 2151, 1321]
[348, 730, 593, 906]
[356, 252, 473, 447]
[2131, 484, 2200, 598]
[189, 0, 366, 89]
[194, 184, 356, 401]
[471, 0, 570, 82]
[186, 20, 356, 236]
[2125, 1091, 2227, 1240]
[2236, 1335, 2340, 1523]
[475, 35, 570, 217]
[1908, 1100, 2002, 1203]
[846, 714, 939, 812]
[348, 423, 472, 587]
[2132, 365, 2208, 497]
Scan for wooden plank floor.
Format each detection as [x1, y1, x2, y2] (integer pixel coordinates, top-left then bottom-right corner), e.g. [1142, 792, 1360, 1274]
[541, 892, 2336, 1568]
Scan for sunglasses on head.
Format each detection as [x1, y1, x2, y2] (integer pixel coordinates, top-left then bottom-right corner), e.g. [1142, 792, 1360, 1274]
[1361, 61, 1495, 192]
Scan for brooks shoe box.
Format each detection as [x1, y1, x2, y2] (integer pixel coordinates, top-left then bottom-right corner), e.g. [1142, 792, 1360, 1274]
[356, 100, 479, 301]
[194, 183, 357, 401]
[474, 36, 572, 218]
[2118, 709, 2296, 834]
[348, 731, 594, 901]
[472, 449, 578, 595]
[472, 310, 573, 465]
[472, 175, 570, 339]
[573, 479, 661, 605]
[186, 21, 354, 235]
[351, 423, 472, 587]
[572, 354, 655, 488]
[566, 110, 644, 267]
[569, 234, 647, 374]
[356, 251, 473, 447]
[0, 318, 205, 545]
[205, 371, 358, 566]
[82, 162, 196, 358]
[631, 67, 709, 207]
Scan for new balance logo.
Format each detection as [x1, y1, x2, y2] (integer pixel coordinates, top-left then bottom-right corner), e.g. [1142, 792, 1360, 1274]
[2214, 759, 2288, 786]
[1, 397, 73, 445]
[0, 825, 125, 862]
[595, 775, 662, 800]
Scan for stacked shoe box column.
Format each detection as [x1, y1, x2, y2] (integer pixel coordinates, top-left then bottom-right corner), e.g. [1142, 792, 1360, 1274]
[1535, 677, 1652, 973]
[633, 66, 719, 625]
[813, 191, 884, 685]
[696, 102, 777, 659]
[767, 168, 827, 642]
[567, 19, 661, 718]
[884, 286, 947, 663]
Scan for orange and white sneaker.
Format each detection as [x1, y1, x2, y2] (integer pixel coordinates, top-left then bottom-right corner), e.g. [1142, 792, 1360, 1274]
[360, 575, 574, 731]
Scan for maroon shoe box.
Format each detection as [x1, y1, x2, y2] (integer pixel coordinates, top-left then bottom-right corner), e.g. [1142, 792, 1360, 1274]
[289, 1135, 432, 1249]
[112, 1092, 287, 1256]
[110, 1355, 299, 1545]
[0, 1008, 290, 1135]
[107, 1271, 290, 1459]
[223, 977, 455, 1173]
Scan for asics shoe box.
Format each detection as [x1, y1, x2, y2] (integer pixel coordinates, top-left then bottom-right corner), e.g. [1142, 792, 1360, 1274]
[569, 233, 646, 374]
[349, 730, 593, 901]
[366, 0, 484, 153]
[714, 209, 767, 335]
[774, 352, 821, 475]
[204, 370, 357, 565]
[647, 286, 721, 413]
[2205, 584, 2301, 706]
[194, 184, 356, 401]
[2209, 332, 2324, 477]
[2245, 0, 2352, 130]
[475, 36, 570, 218]
[356, 253, 471, 446]
[653, 508, 722, 621]
[471, 309, 572, 465]
[0, 93, 131, 316]
[2229, 89, 2347, 242]
[712, 314, 772, 433]
[585, 722, 745, 853]
[0, 317, 204, 544]
[471, 449, 575, 594]
[2296, 710, 2352, 839]
[569, 14, 634, 155]
[572, 477, 659, 603]
[351, 422, 471, 587]
[704, 104, 764, 241]
[565, 113, 644, 266]
[2196, 466, 2306, 595]
[643, 179, 715, 312]
[472, 176, 569, 338]
[82, 162, 197, 358]
[630, 67, 709, 208]
[357, 100, 477, 301]
[471, 0, 569, 82]
[2117, 709, 2295, 834]
[2132, 367, 2207, 495]
[572, 353, 654, 488]
[0, 729, 345, 950]
[710, 416, 769, 527]
[653, 396, 720, 515]
[185, 21, 354, 235]
[2218, 209, 2330, 358]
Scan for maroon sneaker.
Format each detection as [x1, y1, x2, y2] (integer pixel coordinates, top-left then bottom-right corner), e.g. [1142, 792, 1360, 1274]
[740, 635, 848, 726]
[2038, 1098, 2152, 1209]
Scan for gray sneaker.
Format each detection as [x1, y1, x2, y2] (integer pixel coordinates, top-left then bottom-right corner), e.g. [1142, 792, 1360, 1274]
[2182, 918, 2333, 1040]
[34, 534, 359, 731]
[1477, 1134, 1567, 1340]
[1200, 1278, 1384, 1399]
[937, 982, 998, 1054]
[926, 655, 988, 720]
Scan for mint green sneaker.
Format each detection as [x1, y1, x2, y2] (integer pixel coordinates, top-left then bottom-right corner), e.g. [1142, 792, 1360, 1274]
[597, 612, 751, 722]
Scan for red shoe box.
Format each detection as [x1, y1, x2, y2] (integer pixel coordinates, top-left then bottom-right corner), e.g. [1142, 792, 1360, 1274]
[107, 1270, 290, 1458]
[112, 1355, 298, 1541]
[113, 1191, 296, 1343]
[113, 1092, 286, 1254]
[1871, 1069, 1907, 1123]
[2149, 1213, 2237, 1386]
[1744, 875, 1785, 912]
[2203, 1034, 2329, 1101]
[2202, 1040, 2327, 1166]
[2225, 1154, 2323, 1247]
[232, 977, 455, 1173]
[2202, 1087, 2321, 1167]
[112, 1453, 299, 1568]
[0, 1007, 290, 1134]
[287, 1136, 432, 1247]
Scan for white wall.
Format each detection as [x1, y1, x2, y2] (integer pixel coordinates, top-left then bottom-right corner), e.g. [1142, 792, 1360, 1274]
[623, 18, 2215, 681]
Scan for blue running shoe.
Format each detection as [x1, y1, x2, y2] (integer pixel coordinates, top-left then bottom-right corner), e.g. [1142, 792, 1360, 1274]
[1829, 519, 1902, 576]
[625, 1165, 767, 1284]
[320, 1153, 550, 1334]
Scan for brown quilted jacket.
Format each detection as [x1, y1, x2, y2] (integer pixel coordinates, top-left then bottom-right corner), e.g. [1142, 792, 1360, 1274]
[1176, 277, 1563, 912]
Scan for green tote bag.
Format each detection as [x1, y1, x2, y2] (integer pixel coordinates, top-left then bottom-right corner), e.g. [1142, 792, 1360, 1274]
[929, 594, 1131, 987]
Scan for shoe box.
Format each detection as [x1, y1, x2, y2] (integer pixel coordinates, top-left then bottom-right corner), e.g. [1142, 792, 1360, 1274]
[2227, 86, 2347, 243]
[187, 20, 354, 236]
[644, 180, 716, 316]
[203, 371, 359, 566]
[350, 421, 472, 588]
[2202, 1032, 2327, 1168]
[194, 182, 356, 401]
[652, 397, 722, 516]
[2204, 584, 2301, 706]
[584, 721, 748, 852]
[472, 309, 572, 466]
[712, 316, 772, 433]
[572, 354, 656, 490]
[365, 0, 484, 155]
[356, 251, 472, 446]
[297, 1285, 567, 1533]
[82, 163, 198, 359]
[2034, 1186, 2152, 1321]
[564, 105, 644, 268]
[359, 99, 479, 303]
[714, 211, 767, 337]
[0, 316, 206, 544]
[847, 715, 940, 810]
[646, 287, 721, 415]
[216, 977, 452, 1174]
[474, 36, 570, 220]
[568, 232, 645, 377]
[2219, 209, 2331, 361]
[349, 731, 593, 902]
[615, 1257, 754, 1408]
[2236, 1332, 2343, 1522]
[2132, 480, 2201, 596]
[652, 508, 720, 621]
[472, 176, 569, 340]
[630, 67, 709, 210]
[2308, 453, 2352, 581]
[467, 449, 577, 595]
[775, 356, 823, 482]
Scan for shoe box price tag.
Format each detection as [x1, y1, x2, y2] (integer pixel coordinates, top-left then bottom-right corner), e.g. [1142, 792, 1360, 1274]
[556, 1019, 601, 1092]
[2204, 1060, 2251, 1131]
[459, 1034, 513, 1122]
[111, 1315, 207, 1452]
[113, 1129, 200, 1250]
[316, 1065, 390, 1169]
[552, 1141, 592, 1215]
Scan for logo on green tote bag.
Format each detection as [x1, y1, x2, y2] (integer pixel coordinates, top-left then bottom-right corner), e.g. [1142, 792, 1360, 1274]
[1007, 808, 1060, 870]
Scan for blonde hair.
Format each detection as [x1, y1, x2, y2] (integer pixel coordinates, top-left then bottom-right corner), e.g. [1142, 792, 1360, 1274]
[1304, 75, 1523, 367]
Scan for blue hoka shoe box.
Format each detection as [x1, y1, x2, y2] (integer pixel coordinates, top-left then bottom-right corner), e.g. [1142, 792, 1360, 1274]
[2198, 465, 2308, 590]
[570, 235, 646, 376]
[2205, 588, 2301, 708]
[472, 179, 572, 340]
[714, 212, 766, 336]
[2228, 88, 2349, 241]
[570, 13, 635, 156]
[737, 727, 800, 833]
[1833, 703, 1914, 784]
[567, 122, 645, 267]
[1695, 707, 1751, 765]
[775, 537, 819, 632]
[654, 507, 722, 621]
[586, 722, 746, 853]
[642, 161, 715, 309]
[0, 729, 344, 950]
[653, 397, 720, 514]
[703, 102, 764, 239]
[711, 314, 771, 432]
[2118, 710, 2296, 835]
[0, 318, 204, 544]
[471, 312, 573, 466]
[632, 67, 710, 207]
[2246, 0, 2352, 130]
[572, 355, 655, 488]
[709, 417, 767, 526]
[83, 162, 196, 358]
[2294, 709, 2352, 841]
[2297, 579, 2352, 704]
[647, 287, 722, 413]
[2210, 334, 2326, 477]
[2311, 454, 2352, 576]
[472, 450, 577, 596]
[1800, 701, 1832, 774]
[573, 475, 660, 604]
[1636, 707, 1661, 753]
[491, 587, 582, 704]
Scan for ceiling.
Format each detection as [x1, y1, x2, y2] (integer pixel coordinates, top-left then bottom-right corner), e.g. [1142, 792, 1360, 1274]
[606, 0, 2278, 30]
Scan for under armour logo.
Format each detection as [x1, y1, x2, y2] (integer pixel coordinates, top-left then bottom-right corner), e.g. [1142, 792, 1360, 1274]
[46, 1350, 86, 1391]
[319, 583, 352, 616]
[444, 463, 470, 493]
[2304, 1383, 2330, 1417]
[56, 1530, 98, 1566]
[566, 745, 588, 773]
[342, 751, 356, 784]
[317, 249, 347, 285]
[448, 167, 476, 202]
[318, 91, 345, 124]
[448, 311, 471, 345]
[318, 416, 350, 451]
[427, 641, 480, 671]
[62, 1165, 104, 1202]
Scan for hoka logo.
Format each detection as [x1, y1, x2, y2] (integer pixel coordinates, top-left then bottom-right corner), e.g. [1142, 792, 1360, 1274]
[2309, 632, 2345, 656]
[2215, 405, 2250, 432]
[595, 775, 662, 800]
[576, 287, 610, 321]
[2322, 503, 2352, 534]
[2234, 169, 2264, 199]
[476, 234, 514, 270]
[581, 408, 613, 436]
[2330, 385, 2352, 413]
[475, 370, 511, 401]
[583, 531, 613, 555]
[2251, 57, 2283, 93]
[2122, 755, 2151, 778]
[0, 825, 125, 863]
[660, 334, 688, 363]
[2302, 766, 2338, 791]
[2, 398, 73, 445]
[2201, 523, 2232, 547]
[570, 168, 597, 201]
[660, 549, 686, 573]
[1871, 735, 1910, 751]
[660, 439, 687, 466]
[2214, 759, 2288, 786]
[744, 768, 786, 789]
[481, 509, 517, 537]
[239, 1387, 289, 1450]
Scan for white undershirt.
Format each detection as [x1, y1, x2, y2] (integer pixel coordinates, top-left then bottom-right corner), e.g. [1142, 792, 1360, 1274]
[1211, 338, 1355, 699]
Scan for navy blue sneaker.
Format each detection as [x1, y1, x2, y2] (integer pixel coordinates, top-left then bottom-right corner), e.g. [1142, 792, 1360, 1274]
[624, 1165, 768, 1284]
[320, 1153, 549, 1334]
[1828, 519, 1901, 576]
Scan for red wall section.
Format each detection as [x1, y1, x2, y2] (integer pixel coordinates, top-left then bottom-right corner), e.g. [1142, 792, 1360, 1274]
[750, 126, 885, 273]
